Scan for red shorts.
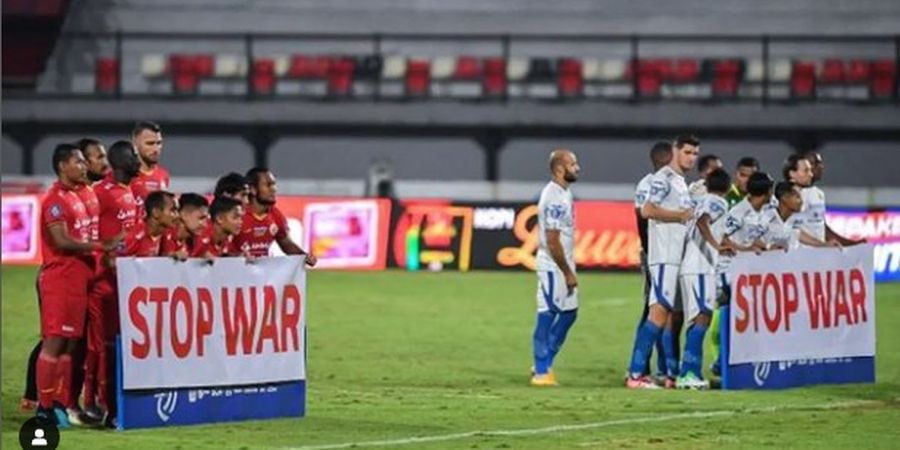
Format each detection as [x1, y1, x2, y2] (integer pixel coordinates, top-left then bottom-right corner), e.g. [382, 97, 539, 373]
[38, 265, 92, 338]
[90, 273, 121, 341]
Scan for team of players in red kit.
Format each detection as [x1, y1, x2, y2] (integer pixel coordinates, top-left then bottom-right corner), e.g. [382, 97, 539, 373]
[22, 121, 317, 429]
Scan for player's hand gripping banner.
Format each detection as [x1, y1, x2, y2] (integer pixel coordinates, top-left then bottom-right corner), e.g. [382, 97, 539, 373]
[724, 245, 876, 389]
[116, 257, 307, 428]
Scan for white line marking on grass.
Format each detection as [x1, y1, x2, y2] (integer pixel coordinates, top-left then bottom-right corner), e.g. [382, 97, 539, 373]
[283, 400, 877, 450]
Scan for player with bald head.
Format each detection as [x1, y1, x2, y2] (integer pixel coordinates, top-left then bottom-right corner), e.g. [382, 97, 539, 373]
[530, 148, 581, 387]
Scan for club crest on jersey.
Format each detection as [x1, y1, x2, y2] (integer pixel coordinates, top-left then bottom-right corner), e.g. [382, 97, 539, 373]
[545, 204, 566, 219]
[49, 204, 63, 219]
[269, 223, 279, 236]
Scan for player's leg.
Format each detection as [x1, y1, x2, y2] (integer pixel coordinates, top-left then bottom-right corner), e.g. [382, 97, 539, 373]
[100, 282, 121, 427]
[56, 271, 94, 426]
[710, 272, 731, 377]
[635, 250, 664, 378]
[658, 265, 682, 387]
[677, 274, 714, 390]
[627, 263, 675, 388]
[532, 271, 558, 386]
[82, 285, 105, 420]
[20, 341, 42, 412]
[548, 271, 578, 370]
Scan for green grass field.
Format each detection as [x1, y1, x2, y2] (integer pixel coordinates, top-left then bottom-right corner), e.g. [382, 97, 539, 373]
[2, 266, 899, 449]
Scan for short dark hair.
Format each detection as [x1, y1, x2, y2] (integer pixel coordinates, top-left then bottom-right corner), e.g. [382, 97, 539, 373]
[214, 172, 249, 198]
[107, 140, 136, 170]
[132, 120, 161, 137]
[209, 196, 243, 220]
[747, 172, 774, 197]
[75, 138, 102, 154]
[649, 141, 672, 169]
[774, 181, 798, 200]
[782, 153, 806, 181]
[52, 143, 81, 175]
[674, 134, 700, 149]
[245, 167, 270, 188]
[737, 156, 760, 170]
[697, 154, 721, 173]
[705, 168, 731, 194]
[145, 190, 175, 218]
[178, 193, 209, 212]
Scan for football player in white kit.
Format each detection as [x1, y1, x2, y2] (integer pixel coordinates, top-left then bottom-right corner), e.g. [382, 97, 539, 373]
[798, 151, 866, 246]
[530, 149, 581, 387]
[626, 134, 697, 389]
[709, 172, 774, 376]
[688, 154, 723, 200]
[633, 142, 674, 379]
[676, 168, 734, 389]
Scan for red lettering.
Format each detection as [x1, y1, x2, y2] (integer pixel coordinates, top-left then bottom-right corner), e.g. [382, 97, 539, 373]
[735, 274, 750, 333]
[781, 273, 799, 332]
[850, 269, 868, 323]
[748, 274, 763, 333]
[196, 287, 214, 357]
[257, 285, 280, 353]
[128, 287, 150, 359]
[148, 287, 169, 357]
[833, 270, 853, 326]
[805, 272, 831, 330]
[222, 286, 257, 355]
[170, 287, 193, 358]
[762, 273, 781, 333]
[281, 284, 302, 352]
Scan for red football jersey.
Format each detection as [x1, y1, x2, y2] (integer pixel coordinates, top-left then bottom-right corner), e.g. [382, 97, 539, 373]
[190, 223, 234, 258]
[94, 175, 139, 264]
[130, 165, 171, 216]
[75, 184, 101, 242]
[160, 226, 188, 256]
[40, 182, 94, 272]
[123, 222, 163, 257]
[232, 206, 290, 257]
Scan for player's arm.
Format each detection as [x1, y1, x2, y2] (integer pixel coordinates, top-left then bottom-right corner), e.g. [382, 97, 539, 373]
[640, 179, 691, 222]
[545, 229, 576, 295]
[800, 229, 838, 248]
[696, 214, 734, 256]
[46, 223, 110, 253]
[825, 223, 865, 246]
[275, 235, 317, 267]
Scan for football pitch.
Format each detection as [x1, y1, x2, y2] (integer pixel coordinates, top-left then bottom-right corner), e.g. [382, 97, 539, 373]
[2, 266, 899, 449]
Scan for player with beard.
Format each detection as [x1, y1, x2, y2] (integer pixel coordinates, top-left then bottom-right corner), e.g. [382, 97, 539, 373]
[797, 151, 865, 246]
[76, 138, 110, 184]
[233, 167, 316, 265]
[530, 149, 581, 387]
[129, 121, 171, 209]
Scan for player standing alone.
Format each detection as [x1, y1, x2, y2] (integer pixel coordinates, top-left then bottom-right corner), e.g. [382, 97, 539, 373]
[531, 149, 581, 387]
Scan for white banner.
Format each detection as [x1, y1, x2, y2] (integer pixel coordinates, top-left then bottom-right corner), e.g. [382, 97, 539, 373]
[728, 245, 876, 365]
[117, 257, 306, 389]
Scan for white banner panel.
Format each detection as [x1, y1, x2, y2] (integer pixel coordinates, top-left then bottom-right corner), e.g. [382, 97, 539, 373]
[728, 245, 876, 365]
[117, 257, 306, 389]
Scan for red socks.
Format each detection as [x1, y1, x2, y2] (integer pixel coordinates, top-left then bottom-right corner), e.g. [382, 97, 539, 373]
[56, 354, 73, 409]
[36, 352, 59, 409]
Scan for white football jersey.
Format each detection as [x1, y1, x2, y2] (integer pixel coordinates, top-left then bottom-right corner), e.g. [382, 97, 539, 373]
[800, 186, 827, 242]
[688, 179, 707, 202]
[646, 166, 692, 266]
[762, 208, 803, 250]
[536, 181, 575, 272]
[681, 194, 729, 275]
[716, 197, 772, 273]
[634, 173, 654, 208]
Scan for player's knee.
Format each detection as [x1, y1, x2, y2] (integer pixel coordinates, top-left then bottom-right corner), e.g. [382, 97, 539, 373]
[648, 304, 668, 327]
[693, 313, 711, 327]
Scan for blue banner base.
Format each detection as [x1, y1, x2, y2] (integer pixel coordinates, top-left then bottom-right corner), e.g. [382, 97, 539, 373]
[719, 305, 876, 390]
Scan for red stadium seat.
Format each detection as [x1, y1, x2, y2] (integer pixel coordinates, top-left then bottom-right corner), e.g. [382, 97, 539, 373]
[870, 59, 897, 99]
[712, 59, 742, 98]
[557, 58, 583, 98]
[821, 59, 846, 84]
[170, 54, 199, 94]
[790, 61, 817, 99]
[95, 57, 119, 94]
[405, 59, 431, 97]
[482, 57, 507, 97]
[632, 59, 666, 98]
[192, 54, 215, 78]
[671, 58, 700, 83]
[252, 59, 276, 95]
[453, 56, 481, 80]
[327, 57, 356, 96]
[288, 55, 331, 79]
[847, 59, 872, 83]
